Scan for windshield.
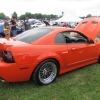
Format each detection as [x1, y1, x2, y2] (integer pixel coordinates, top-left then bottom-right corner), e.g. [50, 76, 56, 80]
[15, 28, 53, 43]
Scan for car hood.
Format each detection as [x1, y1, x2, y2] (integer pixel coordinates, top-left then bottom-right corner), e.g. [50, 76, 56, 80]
[75, 17, 100, 40]
[43, 21, 50, 26]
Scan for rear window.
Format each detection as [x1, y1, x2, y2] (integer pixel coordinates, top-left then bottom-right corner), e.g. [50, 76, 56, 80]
[15, 28, 53, 43]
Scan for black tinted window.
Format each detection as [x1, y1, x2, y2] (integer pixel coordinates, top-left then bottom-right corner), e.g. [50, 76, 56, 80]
[55, 33, 66, 44]
[15, 28, 53, 43]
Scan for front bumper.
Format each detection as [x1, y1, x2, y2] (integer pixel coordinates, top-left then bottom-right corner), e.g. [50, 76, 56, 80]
[0, 60, 36, 82]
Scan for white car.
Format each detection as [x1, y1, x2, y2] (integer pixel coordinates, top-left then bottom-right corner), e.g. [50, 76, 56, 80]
[31, 22, 46, 28]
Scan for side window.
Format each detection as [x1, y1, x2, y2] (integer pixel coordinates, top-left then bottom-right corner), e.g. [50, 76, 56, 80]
[55, 33, 66, 44]
[94, 32, 100, 42]
[62, 31, 87, 43]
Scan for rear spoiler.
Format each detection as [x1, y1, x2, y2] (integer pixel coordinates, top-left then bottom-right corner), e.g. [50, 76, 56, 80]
[0, 42, 13, 50]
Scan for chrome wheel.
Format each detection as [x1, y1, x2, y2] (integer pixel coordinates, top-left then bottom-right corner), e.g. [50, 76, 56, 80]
[32, 59, 58, 85]
[39, 62, 57, 84]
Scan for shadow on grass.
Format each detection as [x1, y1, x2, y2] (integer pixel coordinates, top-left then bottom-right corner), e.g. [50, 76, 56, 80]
[0, 80, 41, 90]
[57, 63, 99, 80]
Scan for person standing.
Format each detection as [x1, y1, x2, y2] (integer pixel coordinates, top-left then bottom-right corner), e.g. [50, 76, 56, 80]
[10, 16, 18, 37]
[24, 17, 31, 31]
[4, 16, 11, 38]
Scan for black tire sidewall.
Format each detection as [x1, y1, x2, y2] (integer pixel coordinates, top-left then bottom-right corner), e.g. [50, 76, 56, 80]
[32, 59, 59, 85]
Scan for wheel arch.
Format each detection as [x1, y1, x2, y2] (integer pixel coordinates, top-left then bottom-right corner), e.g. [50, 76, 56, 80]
[30, 58, 60, 80]
[29, 51, 65, 81]
[33, 51, 65, 70]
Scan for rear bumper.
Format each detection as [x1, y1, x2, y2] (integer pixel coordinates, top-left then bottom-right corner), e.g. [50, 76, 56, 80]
[0, 60, 36, 82]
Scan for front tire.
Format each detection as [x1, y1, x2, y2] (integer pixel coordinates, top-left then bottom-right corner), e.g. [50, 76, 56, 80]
[32, 59, 59, 85]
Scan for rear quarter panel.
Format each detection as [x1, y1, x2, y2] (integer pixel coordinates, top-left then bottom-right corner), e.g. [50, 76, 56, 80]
[8, 44, 67, 74]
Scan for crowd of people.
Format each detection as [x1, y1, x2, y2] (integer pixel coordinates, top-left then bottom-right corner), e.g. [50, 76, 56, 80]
[3, 15, 79, 38]
[4, 16, 31, 38]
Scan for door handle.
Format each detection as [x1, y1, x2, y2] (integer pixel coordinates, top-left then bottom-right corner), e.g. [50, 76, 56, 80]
[71, 48, 76, 50]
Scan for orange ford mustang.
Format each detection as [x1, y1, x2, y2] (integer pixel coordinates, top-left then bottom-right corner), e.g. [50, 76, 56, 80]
[0, 17, 100, 85]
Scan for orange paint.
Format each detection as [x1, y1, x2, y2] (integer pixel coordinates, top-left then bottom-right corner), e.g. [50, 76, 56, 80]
[0, 17, 100, 83]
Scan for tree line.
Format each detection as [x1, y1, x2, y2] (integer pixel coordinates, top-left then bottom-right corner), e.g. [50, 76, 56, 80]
[0, 12, 100, 20]
[0, 12, 59, 20]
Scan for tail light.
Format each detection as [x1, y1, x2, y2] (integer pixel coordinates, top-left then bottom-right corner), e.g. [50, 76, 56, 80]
[0, 50, 15, 63]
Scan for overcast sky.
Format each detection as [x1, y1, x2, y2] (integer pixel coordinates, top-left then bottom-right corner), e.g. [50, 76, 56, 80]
[0, 0, 100, 17]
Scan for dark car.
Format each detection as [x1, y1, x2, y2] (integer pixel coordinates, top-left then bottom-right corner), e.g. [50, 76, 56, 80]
[0, 24, 23, 37]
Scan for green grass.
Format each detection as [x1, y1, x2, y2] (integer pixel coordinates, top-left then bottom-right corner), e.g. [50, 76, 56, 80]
[0, 63, 100, 100]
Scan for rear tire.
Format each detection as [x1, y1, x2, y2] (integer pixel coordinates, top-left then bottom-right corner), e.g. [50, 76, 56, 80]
[32, 59, 59, 85]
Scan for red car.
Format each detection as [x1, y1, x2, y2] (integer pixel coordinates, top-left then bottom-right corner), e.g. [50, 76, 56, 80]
[0, 17, 100, 85]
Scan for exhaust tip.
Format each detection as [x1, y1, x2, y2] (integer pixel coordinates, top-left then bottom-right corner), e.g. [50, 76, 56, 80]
[0, 78, 6, 82]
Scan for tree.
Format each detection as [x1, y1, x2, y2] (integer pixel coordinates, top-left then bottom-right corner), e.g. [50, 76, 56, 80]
[19, 15, 26, 20]
[12, 12, 17, 18]
[31, 14, 36, 19]
[25, 12, 32, 18]
[0, 12, 5, 19]
[18, 13, 59, 20]
[36, 13, 43, 19]
[50, 14, 58, 18]
[79, 16, 86, 19]
[86, 14, 92, 18]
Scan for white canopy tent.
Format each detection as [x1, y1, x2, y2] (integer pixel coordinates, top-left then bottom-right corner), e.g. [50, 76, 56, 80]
[55, 15, 82, 22]
[69, 16, 82, 22]
[54, 15, 82, 27]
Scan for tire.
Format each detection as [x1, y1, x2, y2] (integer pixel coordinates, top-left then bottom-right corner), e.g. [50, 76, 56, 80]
[98, 56, 100, 63]
[32, 59, 59, 85]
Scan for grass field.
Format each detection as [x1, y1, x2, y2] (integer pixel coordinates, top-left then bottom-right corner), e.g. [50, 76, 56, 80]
[0, 63, 100, 100]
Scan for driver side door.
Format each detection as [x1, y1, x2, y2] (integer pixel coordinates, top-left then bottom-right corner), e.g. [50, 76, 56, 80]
[62, 31, 98, 68]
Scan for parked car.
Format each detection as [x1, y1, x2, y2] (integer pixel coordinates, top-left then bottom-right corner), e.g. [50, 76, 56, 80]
[0, 17, 100, 85]
[0, 24, 23, 37]
[28, 19, 41, 25]
[0, 23, 4, 37]
[31, 22, 46, 28]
